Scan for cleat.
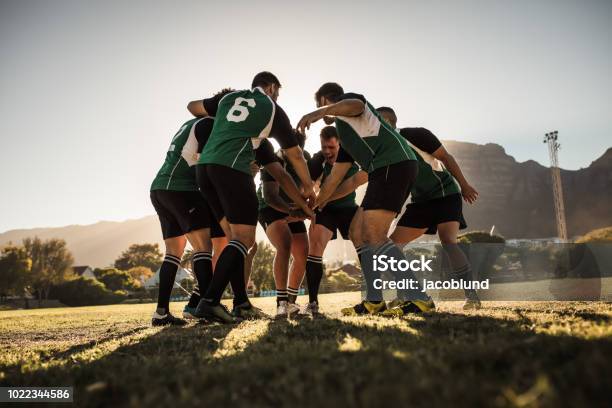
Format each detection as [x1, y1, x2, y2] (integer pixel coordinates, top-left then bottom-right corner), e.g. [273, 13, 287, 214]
[381, 299, 436, 317]
[286, 302, 300, 317]
[387, 298, 403, 309]
[182, 305, 198, 320]
[152, 311, 188, 327]
[303, 301, 322, 318]
[276, 300, 289, 319]
[194, 300, 240, 324]
[232, 302, 269, 320]
[341, 301, 387, 316]
[462, 297, 482, 310]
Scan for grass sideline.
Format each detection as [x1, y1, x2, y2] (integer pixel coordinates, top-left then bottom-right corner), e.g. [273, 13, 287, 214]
[1, 292, 611, 407]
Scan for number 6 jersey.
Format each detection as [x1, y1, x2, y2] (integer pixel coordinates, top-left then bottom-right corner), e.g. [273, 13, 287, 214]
[198, 86, 297, 175]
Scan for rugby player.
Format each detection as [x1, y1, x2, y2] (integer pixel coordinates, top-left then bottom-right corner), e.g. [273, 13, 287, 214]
[257, 131, 310, 318]
[376, 107, 481, 311]
[149, 89, 233, 326]
[189, 72, 315, 323]
[303, 126, 365, 316]
[298, 83, 434, 316]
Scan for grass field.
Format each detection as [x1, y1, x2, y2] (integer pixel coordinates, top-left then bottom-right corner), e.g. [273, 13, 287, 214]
[1, 293, 611, 407]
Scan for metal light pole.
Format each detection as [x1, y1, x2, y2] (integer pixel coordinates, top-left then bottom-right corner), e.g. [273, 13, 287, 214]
[543, 131, 568, 241]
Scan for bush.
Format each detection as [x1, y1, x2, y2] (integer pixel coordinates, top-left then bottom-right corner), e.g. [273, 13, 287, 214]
[94, 268, 139, 291]
[576, 226, 612, 243]
[458, 231, 505, 244]
[50, 277, 127, 306]
[457, 231, 505, 280]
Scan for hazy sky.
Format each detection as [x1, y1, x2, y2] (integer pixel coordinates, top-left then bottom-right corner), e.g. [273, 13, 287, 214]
[0, 0, 610, 232]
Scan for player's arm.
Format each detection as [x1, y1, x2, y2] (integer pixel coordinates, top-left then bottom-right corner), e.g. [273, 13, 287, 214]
[433, 147, 478, 204]
[256, 140, 314, 218]
[262, 180, 290, 214]
[325, 170, 368, 204]
[316, 162, 352, 209]
[283, 146, 315, 202]
[307, 152, 326, 182]
[297, 94, 366, 133]
[268, 105, 315, 203]
[186, 92, 226, 118]
[264, 162, 314, 218]
[401, 128, 478, 204]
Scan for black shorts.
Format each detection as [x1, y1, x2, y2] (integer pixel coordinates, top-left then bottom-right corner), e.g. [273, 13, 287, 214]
[314, 206, 358, 240]
[258, 206, 307, 234]
[210, 217, 226, 239]
[361, 160, 418, 213]
[396, 193, 467, 235]
[150, 190, 212, 239]
[197, 164, 258, 226]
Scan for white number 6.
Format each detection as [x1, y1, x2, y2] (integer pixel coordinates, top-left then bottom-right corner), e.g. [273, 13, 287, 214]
[227, 97, 256, 122]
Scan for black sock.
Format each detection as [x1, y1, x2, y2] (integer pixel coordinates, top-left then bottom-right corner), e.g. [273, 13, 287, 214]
[287, 286, 298, 303]
[306, 255, 323, 303]
[355, 245, 365, 267]
[228, 242, 249, 307]
[451, 264, 479, 300]
[443, 243, 479, 300]
[203, 240, 247, 306]
[276, 289, 288, 305]
[156, 254, 181, 313]
[187, 251, 212, 308]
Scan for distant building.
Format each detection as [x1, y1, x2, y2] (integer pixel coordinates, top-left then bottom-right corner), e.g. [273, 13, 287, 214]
[72, 266, 96, 280]
[328, 262, 361, 278]
[144, 267, 193, 290]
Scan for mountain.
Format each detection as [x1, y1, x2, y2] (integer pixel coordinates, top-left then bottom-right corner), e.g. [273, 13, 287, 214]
[1, 143, 610, 267]
[444, 143, 612, 238]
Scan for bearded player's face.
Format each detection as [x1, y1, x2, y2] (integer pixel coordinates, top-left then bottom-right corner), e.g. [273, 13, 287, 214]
[321, 137, 339, 162]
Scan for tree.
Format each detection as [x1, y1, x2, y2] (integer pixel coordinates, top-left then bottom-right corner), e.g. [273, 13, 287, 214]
[94, 268, 139, 291]
[23, 237, 74, 305]
[126, 266, 154, 284]
[577, 226, 612, 243]
[249, 241, 275, 292]
[181, 249, 193, 268]
[50, 277, 127, 307]
[0, 245, 32, 301]
[114, 243, 163, 271]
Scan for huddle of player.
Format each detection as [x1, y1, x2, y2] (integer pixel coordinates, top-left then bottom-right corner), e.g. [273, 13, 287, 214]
[149, 71, 480, 326]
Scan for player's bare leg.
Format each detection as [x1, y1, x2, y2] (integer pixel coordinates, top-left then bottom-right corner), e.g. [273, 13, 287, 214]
[265, 220, 294, 317]
[182, 228, 213, 319]
[153, 235, 188, 326]
[244, 241, 258, 286]
[437, 221, 481, 310]
[390, 226, 427, 246]
[305, 223, 333, 315]
[287, 232, 308, 310]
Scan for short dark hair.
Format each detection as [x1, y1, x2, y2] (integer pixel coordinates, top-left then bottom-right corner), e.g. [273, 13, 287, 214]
[320, 126, 338, 141]
[376, 106, 396, 116]
[252, 71, 281, 89]
[214, 87, 235, 97]
[315, 82, 344, 103]
[294, 129, 306, 149]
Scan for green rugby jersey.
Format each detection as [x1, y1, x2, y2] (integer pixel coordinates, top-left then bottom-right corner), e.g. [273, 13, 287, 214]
[398, 127, 461, 203]
[257, 151, 311, 211]
[333, 93, 416, 173]
[309, 151, 359, 209]
[151, 117, 213, 191]
[199, 87, 296, 175]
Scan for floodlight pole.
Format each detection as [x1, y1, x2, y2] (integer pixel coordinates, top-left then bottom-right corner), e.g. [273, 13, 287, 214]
[543, 131, 568, 241]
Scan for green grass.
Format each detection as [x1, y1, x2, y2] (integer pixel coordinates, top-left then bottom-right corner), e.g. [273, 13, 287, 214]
[1, 293, 611, 407]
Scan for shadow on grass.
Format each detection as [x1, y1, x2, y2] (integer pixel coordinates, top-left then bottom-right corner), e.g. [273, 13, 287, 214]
[2, 310, 611, 408]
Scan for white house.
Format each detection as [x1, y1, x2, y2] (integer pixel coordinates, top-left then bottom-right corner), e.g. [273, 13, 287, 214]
[72, 266, 96, 280]
[143, 267, 193, 290]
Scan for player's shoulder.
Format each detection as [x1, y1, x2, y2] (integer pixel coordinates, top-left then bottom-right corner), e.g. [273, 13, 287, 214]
[337, 92, 367, 103]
